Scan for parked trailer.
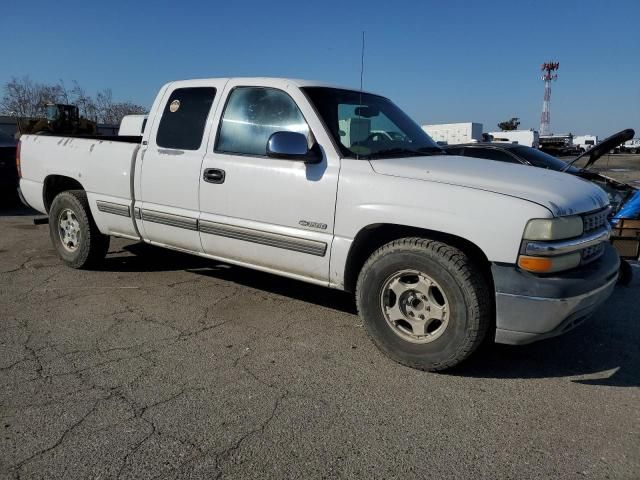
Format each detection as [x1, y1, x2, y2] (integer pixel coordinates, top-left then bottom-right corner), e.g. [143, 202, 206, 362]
[421, 122, 483, 145]
[539, 134, 579, 156]
[621, 138, 640, 154]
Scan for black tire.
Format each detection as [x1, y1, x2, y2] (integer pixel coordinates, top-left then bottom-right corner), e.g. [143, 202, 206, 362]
[48, 190, 110, 268]
[356, 238, 491, 371]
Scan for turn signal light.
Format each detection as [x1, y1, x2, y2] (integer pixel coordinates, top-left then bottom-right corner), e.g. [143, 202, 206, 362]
[16, 140, 21, 178]
[518, 252, 581, 274]
[518, 256, 553, 273]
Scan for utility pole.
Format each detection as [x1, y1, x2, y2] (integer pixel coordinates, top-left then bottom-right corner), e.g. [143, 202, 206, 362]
[540, 61, 559, 136]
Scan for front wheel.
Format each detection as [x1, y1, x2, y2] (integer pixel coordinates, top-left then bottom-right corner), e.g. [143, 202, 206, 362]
[356, 238, 491, 371]
[49, 190, 110, 268]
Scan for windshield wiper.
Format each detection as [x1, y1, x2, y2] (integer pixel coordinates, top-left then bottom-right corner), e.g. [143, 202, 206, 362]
[416, 146, 444, 154]
[366, 147, 442, 159]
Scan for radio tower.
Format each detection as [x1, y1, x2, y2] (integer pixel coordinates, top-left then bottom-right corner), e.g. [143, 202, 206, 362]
[539, 62, 559, 136]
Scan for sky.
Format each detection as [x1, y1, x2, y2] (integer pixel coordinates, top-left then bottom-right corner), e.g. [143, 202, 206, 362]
[3, 0, 639, 138]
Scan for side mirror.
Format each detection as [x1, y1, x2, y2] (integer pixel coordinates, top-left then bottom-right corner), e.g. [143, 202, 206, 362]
[266, 131, 321, 164]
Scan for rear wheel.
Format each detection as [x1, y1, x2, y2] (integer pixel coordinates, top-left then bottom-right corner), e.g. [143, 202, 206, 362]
[49, 190, 110, 268]
[356, 238, 491, 371]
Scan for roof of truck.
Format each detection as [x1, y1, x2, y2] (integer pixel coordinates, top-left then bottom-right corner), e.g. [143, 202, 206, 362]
[443, 143, 525, 150]
[165, 77, 378, 94]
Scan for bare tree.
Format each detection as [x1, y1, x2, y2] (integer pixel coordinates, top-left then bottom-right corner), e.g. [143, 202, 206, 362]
[70, 81, 98, 121]
[1, 77, 46, 118]
[103, 101, 147, 125]
[1, 76, 146, 124]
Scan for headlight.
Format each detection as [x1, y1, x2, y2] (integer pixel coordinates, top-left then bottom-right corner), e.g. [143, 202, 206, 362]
[523, 216, 583, 241]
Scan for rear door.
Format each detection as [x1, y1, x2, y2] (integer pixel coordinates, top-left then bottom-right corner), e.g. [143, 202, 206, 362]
[198, 80, 340, 283]
[136, 81, 225, 252]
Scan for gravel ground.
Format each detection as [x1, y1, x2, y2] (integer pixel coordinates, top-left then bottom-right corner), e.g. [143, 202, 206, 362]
[1, 205, 639, 480]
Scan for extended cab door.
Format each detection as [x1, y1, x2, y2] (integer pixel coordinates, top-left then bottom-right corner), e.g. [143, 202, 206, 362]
[136, 80, 225, 252]
[198, 79, 340, 283]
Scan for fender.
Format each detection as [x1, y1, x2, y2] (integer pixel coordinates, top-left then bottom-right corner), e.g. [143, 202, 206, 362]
[328, 160, 552, 289]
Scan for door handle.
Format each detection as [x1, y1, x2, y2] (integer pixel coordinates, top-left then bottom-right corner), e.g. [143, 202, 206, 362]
[203, 168, 225, 184]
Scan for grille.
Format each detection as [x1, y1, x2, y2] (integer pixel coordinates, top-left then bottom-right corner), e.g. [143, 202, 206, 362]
[581, 243, 604, 263]
[579, 208, 609, 264]
[582, 208, 609, 234]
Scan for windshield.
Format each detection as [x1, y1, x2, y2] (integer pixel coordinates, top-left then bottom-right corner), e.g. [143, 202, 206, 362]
[303, 87, 441, 159]
[513, 146, 579, 173]
[45, 105, 59, 122]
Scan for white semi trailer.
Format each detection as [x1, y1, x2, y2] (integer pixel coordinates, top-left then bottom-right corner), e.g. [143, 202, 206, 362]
[421, 122, 483, 145]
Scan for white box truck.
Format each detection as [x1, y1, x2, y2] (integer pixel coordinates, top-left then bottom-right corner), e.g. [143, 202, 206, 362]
[421, 122, 483, 145]
[573, 135, 598, 152]
[487, 130, 539, 148]
[118, 114, 148, 136]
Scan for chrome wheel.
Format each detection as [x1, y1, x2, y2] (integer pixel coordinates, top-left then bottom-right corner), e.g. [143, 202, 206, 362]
[58, 208, 81, 252]
[380, 269, 450, 344]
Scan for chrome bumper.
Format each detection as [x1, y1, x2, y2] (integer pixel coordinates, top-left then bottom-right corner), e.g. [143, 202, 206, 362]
[523, 226, 610, 256]
[493, 243, 620, 345]
[494, 275, 617, 345]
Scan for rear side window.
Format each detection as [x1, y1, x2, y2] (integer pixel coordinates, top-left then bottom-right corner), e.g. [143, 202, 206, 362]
[156, 87, 216, 150]
[463, 147, 520, 164]
[216, 87, 309, 156]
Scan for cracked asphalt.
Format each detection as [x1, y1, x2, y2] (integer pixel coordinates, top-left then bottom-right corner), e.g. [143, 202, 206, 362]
[1, 204, 639, 479]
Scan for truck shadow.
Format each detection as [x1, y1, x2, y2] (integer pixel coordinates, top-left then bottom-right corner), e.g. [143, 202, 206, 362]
[0, 200, 38, 216]
[102, 242, 357, 314]
[104, 242, 638, 386]
[448, 272, 640, 387]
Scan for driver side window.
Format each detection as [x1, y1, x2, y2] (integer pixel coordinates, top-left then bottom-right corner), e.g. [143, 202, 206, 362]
[216, 87, 310, 157]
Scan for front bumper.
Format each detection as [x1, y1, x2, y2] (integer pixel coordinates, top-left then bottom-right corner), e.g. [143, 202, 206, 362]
[493, 244, 620, 345]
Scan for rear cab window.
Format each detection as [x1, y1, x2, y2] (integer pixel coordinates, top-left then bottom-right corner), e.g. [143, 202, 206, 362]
[156, 87, 217, 150]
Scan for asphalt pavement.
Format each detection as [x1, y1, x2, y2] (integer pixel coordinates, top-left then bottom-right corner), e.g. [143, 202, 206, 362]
[1, 204, 638, 479]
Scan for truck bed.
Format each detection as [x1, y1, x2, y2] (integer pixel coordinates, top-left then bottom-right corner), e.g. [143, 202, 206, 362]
[19, 134, 141, 222]
[47, 134, 142, 143]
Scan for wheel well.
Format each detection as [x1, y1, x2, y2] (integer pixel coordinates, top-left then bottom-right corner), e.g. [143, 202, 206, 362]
[343, 224, 493, 293]
[43, 175, 84, 212]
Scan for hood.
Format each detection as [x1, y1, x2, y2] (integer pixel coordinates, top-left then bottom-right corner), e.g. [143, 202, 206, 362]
[564, 128, 635, 171]
[370, 155, 609, 217]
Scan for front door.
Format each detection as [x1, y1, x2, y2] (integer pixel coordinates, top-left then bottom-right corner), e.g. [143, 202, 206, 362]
[198, 80, 340, 283]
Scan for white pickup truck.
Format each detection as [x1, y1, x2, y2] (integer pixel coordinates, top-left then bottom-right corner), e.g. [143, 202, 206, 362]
[17, 77, 619, 370]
